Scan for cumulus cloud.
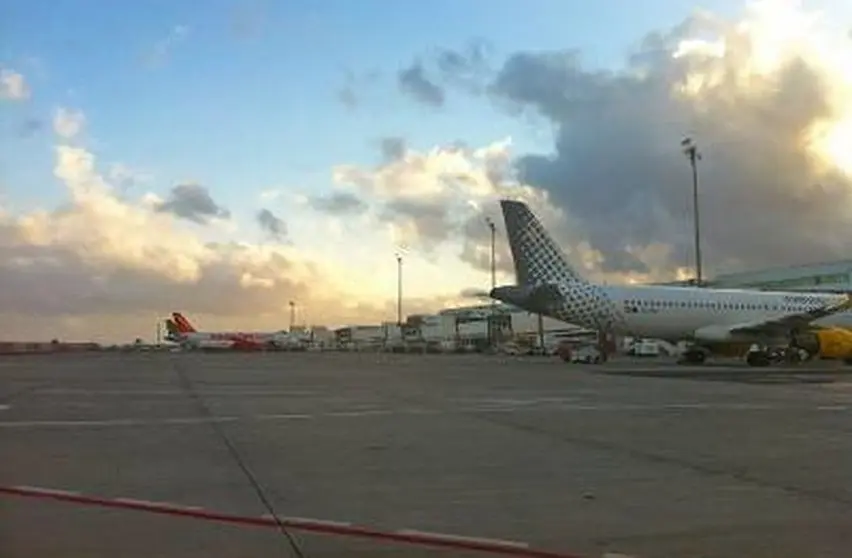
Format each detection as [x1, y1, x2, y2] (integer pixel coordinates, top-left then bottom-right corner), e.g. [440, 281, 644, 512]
[1, 105, 482, 341]
[18, 2, 852, 342]
[392, 2, 852, 279]
[107, 163, 149, 195]
[329, 136, 616, 281]
[154, 183, 231, 224]
[498, 5, 852, 275]
[0, 68, 29, 100]
[257, 208, 287, 240]
[0, 143, 403, 341]
[53, 107, 86, 140]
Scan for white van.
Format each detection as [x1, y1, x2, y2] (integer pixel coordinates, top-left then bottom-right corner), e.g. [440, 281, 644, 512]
[632, 339, 660, 357]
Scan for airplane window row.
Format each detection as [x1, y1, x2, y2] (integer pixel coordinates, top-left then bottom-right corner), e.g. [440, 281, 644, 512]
[626, 299, 805, 312]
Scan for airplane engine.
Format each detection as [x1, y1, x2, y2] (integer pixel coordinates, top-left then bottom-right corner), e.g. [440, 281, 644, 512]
[792, 328, 852, 360]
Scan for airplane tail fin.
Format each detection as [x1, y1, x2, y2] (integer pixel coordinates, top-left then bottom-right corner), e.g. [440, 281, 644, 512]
[499, 200, 587, 286]
[171, 312, 196, 333]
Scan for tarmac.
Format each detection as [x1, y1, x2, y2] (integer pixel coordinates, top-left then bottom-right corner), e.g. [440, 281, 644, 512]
[2, 351, 852, 558]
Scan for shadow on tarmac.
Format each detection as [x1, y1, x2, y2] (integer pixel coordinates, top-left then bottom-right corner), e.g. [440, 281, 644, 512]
[586, 359, 852, 385]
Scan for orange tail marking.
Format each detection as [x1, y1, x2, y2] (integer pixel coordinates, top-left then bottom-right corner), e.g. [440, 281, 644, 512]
[171, 312, 197, 333]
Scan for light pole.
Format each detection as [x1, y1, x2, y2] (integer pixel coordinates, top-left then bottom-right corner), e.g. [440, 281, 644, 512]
[485, 217, 497, 347]
[396, 254, 403, 327]
[289, 300, 296, 331]
[485, 218, 496, 292]
[682, 137, 703, 286]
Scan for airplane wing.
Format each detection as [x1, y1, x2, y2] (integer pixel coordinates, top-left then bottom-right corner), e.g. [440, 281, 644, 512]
[726, 294, 852, 337]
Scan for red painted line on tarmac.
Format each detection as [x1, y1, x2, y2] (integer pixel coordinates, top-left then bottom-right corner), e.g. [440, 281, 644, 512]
[0, 484, 585, 558]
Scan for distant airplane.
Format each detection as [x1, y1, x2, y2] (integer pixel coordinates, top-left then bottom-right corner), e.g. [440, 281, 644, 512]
[168, 312, 292, 351]
[490, 199, 852, 366]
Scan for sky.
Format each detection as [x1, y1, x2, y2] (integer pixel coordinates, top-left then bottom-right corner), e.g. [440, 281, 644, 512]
[1, 0, 851, 343]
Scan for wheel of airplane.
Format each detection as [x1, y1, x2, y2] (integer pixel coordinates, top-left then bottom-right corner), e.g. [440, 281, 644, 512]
[678, 348, 706, 364]
[745, 351, 771, 367]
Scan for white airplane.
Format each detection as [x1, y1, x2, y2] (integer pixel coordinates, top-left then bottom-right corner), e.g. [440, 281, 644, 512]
[489, 200, 852, 366]
[169, 312, 292, 350]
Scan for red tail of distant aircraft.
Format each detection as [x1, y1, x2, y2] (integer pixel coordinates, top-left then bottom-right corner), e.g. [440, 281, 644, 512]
[171, 313, 196, 334]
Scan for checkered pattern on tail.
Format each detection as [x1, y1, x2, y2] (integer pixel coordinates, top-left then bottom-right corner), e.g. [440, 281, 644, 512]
[500, 200, 587, 286]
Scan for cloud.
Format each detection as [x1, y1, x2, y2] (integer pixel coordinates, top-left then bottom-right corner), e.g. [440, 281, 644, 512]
[328, 136, 616, 280]
[386, 2, 852, 279]
[1, 105, 487, 342]
[53, 107, 86, 140]
[376, 42, 494, 108]
[107, 163, 150, 195]
[379, 136, 407, 162]
[489, 4, 852, 276]
[0, 68, 30, 100]
[309, 192, 368, 215]
[0, 143, 401, 341]
[153, 183, 231, 224]
[398, 61, 445, 107]
[433, 40, 494, 94]
[335, 69, 382, 110]
[435, 42, 489, 76]
[256, 208, 287, 240]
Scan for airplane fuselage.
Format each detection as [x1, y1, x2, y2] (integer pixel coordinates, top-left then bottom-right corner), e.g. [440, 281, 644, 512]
[178, 331, 287, 349]
[495, 282, 851, 344]
[607, 285, 848, 341]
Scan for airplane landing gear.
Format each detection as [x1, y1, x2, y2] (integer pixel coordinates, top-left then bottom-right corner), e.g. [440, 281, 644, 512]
[745, 346, 800, 367]
[678, 346, 708, 364]
[745, 349, 771, 367]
